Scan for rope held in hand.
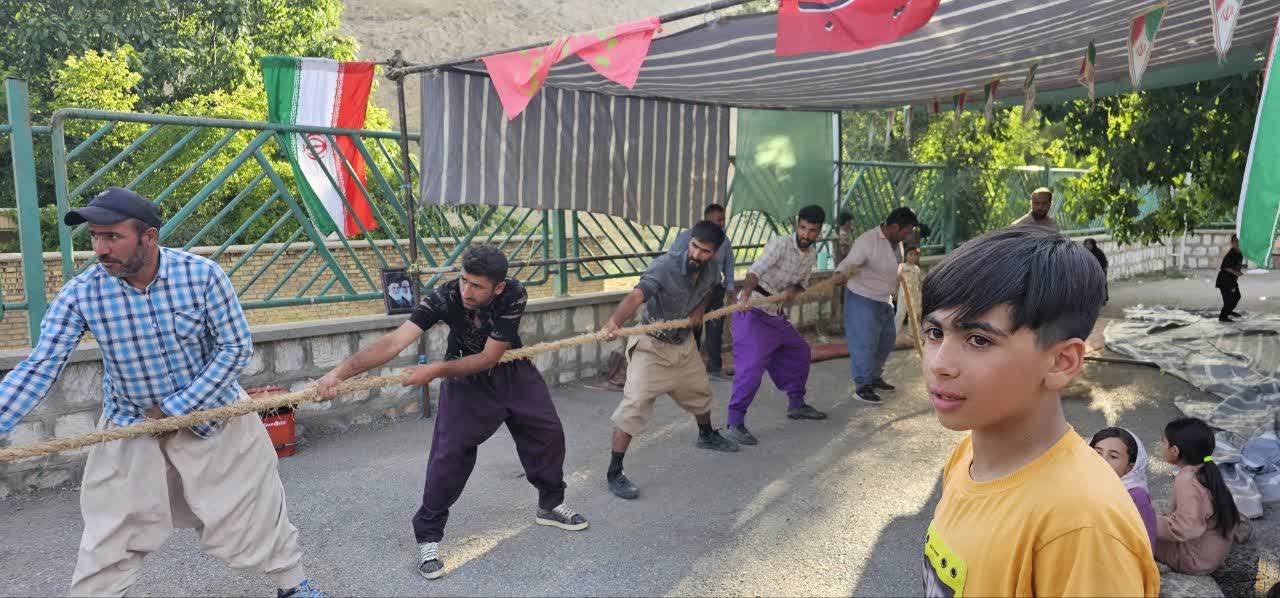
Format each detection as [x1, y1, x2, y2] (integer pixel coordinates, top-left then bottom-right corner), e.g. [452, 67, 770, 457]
[0, 277, 843, 462]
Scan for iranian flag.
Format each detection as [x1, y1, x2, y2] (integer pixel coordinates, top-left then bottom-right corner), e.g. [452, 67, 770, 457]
[1211, 0, 1245, 63]
[953, 91, 966, 129]
[263, 56, 377, 237]
[1235, 17, 1280, 267]
[1128, 3, 1167, 89]
[983, 79, 1000, 124]
[903, 106, 912, 147]
[1079, 40, 1097, 101]
[1022, 63, 1038, 123]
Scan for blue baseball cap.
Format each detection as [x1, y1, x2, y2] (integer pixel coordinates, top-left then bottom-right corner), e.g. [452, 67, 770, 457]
[64, 187, 164, 229]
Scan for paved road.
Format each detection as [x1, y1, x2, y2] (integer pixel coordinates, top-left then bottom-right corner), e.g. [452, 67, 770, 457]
[1, 271, 1275, 596]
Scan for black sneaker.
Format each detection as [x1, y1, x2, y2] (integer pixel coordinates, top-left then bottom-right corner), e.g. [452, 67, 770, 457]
[1220, 316, 1235, 323]
[1231, 311, 1243, 317]
[535, 504, 589, 531]
[871, 378, 896, 391]
[417, 542, 444, 580]
[608, 473, 639, 500]
[723, 424, 758, 445]
[852, 387, 882, 404]
[696, 430, 740, 452]
[787, 404, 828, 420]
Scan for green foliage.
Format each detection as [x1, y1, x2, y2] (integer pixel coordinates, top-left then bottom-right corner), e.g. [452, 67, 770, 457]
[0, 0, 420, 254]
[1, 0, 356, 111]
[1047, 74, 1261, 243]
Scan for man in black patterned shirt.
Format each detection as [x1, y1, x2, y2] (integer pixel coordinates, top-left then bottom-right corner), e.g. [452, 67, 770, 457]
[317, 245, 586, 581]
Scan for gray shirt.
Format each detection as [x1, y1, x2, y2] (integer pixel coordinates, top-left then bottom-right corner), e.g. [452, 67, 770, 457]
[635, 251, 721, 344]
[668, 229, 735, 291]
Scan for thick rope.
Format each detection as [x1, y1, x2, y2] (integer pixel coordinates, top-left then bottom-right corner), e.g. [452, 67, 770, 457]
[0, 277, 842, 462]
[898, 274, 924, 358]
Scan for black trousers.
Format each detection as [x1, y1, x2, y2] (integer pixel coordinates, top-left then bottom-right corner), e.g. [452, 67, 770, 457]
[1219, 283, 1241, 320]
[692, 285, 726, 372]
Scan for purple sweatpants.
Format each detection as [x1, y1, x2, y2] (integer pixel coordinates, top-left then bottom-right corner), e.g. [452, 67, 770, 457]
[727, 309, 811, 426]
[412, 359, 567, 543]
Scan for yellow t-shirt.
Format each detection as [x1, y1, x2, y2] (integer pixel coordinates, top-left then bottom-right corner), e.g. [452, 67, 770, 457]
[924, 428, 1160, 597]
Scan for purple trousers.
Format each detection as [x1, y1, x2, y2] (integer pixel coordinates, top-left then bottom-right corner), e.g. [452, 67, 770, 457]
[412, 359, 567, 543]
[727, 309, 811, 426]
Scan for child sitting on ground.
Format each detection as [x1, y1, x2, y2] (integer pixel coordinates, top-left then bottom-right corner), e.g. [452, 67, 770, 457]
[1156, 417, 1249, 575]
[920, 227, 1158, 597]
[1091, 427, 1158, 551]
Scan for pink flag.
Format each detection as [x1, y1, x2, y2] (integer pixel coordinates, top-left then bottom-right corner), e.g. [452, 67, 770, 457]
[567, 18, 663, 89]
[483, 17, 661, 119]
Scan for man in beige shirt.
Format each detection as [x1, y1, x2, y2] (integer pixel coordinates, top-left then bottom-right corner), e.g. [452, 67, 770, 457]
[834, 207, 919, 403]
[1011, 187, 1060, 231]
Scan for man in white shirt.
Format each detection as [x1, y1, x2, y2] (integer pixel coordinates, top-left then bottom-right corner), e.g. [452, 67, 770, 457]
[721, 205, 829, 446]
[834, 207, 919, 403]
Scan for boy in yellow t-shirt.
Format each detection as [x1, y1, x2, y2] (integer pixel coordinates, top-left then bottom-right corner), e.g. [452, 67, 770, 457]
[919, 227, 1160, 597]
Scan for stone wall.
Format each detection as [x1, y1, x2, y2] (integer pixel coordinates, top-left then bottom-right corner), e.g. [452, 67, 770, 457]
[0, 274, 840, 496]
[0, 236, 616, 349]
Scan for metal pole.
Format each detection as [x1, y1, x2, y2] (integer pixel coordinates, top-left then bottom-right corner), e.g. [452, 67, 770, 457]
[389, 51, 431, 419]
[5, 78, 48, 345]
[387, 0, 754, 78]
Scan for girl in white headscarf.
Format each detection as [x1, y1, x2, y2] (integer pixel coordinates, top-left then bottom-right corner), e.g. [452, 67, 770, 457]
[1091, 427, 1157, 552]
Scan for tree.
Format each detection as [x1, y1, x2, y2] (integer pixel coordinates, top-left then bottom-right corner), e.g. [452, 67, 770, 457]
[0, 0, 420, 253]
[1, 0, 357, 112]
[1046, 74, 1261, 243]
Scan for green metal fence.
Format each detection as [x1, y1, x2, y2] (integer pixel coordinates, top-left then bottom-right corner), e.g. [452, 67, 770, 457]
[2, 76, 1206, 350]
[836, 160, 1101, 253]
[0, 78, 787, 348]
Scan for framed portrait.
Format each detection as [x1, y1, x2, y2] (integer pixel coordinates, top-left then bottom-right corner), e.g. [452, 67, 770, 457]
[381, 268, 416, 315]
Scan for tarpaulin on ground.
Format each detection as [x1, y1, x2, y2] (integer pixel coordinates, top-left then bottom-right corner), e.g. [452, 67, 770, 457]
[420, 70, 730, 227]
[732, 109, 836, 224]
[1105, 305, 1280, 438]
[1105, 306, 1280, 513]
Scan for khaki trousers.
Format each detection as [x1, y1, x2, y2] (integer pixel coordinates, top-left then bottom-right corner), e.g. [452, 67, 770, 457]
[69, 413, 306, 596]
[611, 335, 713, 436]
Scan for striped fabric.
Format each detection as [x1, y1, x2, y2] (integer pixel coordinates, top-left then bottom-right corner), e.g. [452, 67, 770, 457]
[451, 0, 1280, 110]
[420, 70, 730, 227]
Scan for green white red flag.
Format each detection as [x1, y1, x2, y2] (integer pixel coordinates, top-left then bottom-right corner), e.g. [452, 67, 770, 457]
[1235, 17, 1280, 267]
[886, 108, 896, 144]
[262, 56, 377, 238]
[1211, 0, 1245, 64]
[1079, 40, 1097, 101]
[953, 91, 966, 129]
[482, 17, 661, 119]
[983, 79, 1000, 124]
[1128, 3, 1168, 89]
[903, 106, 912, 147]
[1022, 63, 1038, 123]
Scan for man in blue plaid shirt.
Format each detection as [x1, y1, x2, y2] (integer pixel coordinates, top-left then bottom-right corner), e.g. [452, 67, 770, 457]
[0, 188, 325, 598]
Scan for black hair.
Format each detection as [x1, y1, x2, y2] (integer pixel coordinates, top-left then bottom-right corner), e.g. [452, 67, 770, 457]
[460, 244, 509, 284]
[1266, 582, 1280, 598]
[704, 203, 726, 217]
[131, 218, 153, 235]
[885, 207, 919, 228]
[1163, 417, 1240, 537]
[1090, 427, 1137, 465]
[1082, 238, 1097, 248]
[689, 220, 726, 250]
[837, 211, 854, 227]
[906, 246, 921, 256]
[921, 226, 1105, 348]
[797, 204, 826, 226]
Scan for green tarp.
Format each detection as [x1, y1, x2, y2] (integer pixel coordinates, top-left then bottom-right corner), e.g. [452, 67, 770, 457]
[732, 110, 837, 225]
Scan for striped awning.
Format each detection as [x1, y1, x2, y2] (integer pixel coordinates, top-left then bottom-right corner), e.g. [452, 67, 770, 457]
[450, 0, 1280, 110]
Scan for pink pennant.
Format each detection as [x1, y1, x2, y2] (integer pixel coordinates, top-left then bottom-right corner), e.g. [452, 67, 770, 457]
[483, 17, 661, 120]
[480, 39, 569, 121]
[572, 18, 662, 89]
